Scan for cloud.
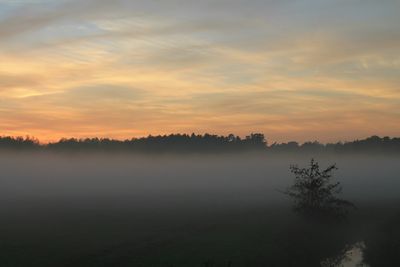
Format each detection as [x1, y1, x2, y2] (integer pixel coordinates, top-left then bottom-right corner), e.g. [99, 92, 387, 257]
[0, 72, 42, 90]
[0, 0, 399, 142]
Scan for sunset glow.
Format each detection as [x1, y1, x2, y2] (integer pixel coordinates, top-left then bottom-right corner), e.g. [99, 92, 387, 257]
[1, 0, 399, 142]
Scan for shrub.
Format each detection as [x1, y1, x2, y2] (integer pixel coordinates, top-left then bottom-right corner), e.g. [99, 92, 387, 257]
[284, 159, 355, 219]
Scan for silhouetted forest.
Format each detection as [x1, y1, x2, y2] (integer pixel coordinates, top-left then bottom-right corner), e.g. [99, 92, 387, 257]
[0, 134, 399, 153]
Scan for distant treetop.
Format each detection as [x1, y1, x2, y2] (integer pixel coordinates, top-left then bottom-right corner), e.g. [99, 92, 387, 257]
[0, 134, 399, 153]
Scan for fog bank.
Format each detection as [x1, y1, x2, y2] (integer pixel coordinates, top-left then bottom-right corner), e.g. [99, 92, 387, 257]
[0, 152, 398, 208]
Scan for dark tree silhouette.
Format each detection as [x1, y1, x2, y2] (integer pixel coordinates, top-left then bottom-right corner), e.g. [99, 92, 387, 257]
[1, 134, 400, 153]
[284, 159, 355, 219]
[0, 136, 40, 149]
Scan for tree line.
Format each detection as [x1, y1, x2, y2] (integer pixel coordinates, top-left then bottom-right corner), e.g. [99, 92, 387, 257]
[0, 133, 399, 153]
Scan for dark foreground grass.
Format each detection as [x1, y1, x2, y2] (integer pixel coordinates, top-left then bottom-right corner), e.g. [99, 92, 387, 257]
[0, 197, 397, 267]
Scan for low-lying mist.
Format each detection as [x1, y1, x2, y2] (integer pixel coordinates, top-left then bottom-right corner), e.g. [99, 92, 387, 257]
[0, 152, 399, 267]
[0, 152, 399, 205]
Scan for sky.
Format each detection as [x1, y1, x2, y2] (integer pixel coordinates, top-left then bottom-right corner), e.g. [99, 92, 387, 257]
[0, 0, 399, 143]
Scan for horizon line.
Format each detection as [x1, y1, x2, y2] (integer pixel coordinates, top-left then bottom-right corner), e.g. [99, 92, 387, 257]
[0, 133, 397, 146]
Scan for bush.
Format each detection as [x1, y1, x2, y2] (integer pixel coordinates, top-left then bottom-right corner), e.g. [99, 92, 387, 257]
[284, 159, 355, 220]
